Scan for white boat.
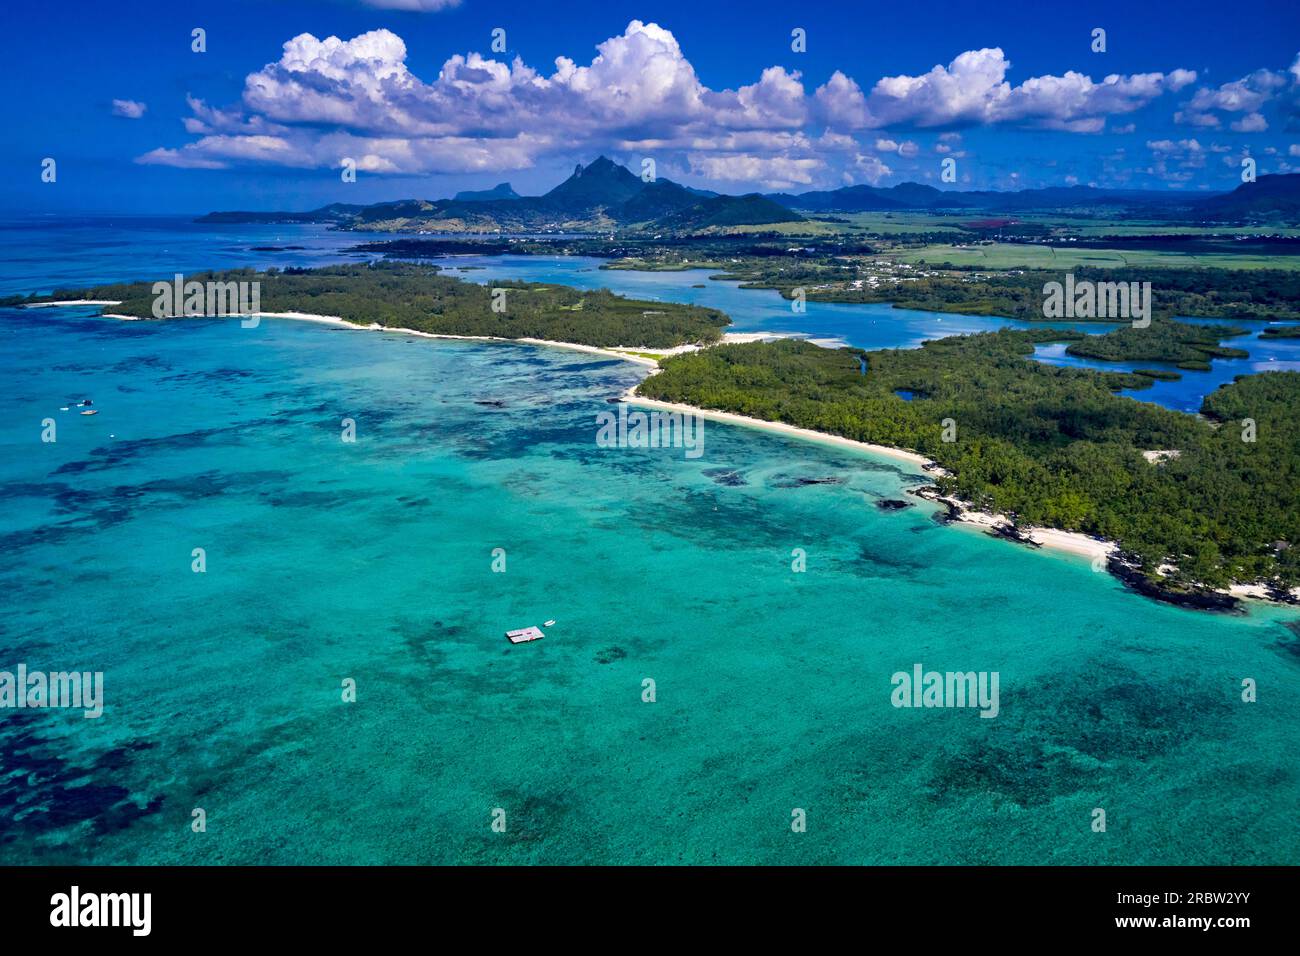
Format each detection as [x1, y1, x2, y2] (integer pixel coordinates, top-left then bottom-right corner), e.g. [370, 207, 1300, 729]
[543, 620, 556, 627]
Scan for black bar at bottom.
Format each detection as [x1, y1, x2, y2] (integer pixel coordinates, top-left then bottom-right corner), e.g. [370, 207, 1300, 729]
[0, 866, 1292, 940]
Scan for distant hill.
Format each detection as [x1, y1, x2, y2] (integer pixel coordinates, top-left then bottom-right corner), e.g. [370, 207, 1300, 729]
[768, 185, 906, 212]
[769, 182, 977, 212]
[614, 178, 707, 222]
[654, 194, 804, 231]
[351, 200, 439, 224]
[768, 182, 1206, 215]
[453, 182, 520, 202]
[1189, 174, 1300, 222]
[198, 202, 364, 224]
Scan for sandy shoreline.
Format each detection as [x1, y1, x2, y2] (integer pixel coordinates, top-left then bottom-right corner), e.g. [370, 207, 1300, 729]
[237, 312, 669, 367]
[620, 385, 1114, 562]
[37, 302, 667, 367]
[22, 299, 124, 307]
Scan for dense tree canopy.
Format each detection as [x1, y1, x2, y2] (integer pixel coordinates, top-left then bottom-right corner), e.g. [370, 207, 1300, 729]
[28, 262, 730, 350]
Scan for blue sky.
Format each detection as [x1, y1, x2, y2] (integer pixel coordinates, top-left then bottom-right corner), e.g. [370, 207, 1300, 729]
[3, 0, 1300, 213]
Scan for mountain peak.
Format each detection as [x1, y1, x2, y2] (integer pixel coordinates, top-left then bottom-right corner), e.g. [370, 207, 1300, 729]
[546, 156, 643, 206]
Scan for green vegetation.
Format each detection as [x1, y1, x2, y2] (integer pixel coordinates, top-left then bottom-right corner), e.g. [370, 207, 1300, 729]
[729, 264, 1300, 324]
[1262, 325, 1300, 338]
[1064, 317, 1251, 367]
[890, 241, 1300, 271]
[639, 336, 1300, 591]
[29, 262, 730, 350]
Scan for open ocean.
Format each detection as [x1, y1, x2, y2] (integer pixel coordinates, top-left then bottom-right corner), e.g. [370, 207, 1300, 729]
[1, 215, 1297, 864]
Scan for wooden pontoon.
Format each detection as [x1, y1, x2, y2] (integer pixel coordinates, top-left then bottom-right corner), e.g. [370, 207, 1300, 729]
[505, 626, 545, 644]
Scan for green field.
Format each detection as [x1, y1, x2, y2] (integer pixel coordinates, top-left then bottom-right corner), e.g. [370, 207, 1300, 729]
[822, 210, 1300, 240]
[694, 220, 840, 237]
[1011, 214, 1300, 238]
[890, 241, 1300, 271]
[823, 212, 966, 235]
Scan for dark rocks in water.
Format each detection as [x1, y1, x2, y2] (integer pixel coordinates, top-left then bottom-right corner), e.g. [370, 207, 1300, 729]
[1265, 583, 1300, 605]
[0, 716, 164, 837]
[1106, 556, 1241, 613]
[474, 399, 507, 408]
[605, 396, 623, 404]
[773, 475, 844, 488]
[875, 498, 913, 511]
[1275, 626, 1300, 659]
[703, 467, 747, 487]
[594, 646, 627, 665]
[986, 523, 1042, 548]
[908, 485, 960, 523]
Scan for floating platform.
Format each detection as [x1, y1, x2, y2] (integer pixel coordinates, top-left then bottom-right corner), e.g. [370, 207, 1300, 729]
[505, 626, 544, 645]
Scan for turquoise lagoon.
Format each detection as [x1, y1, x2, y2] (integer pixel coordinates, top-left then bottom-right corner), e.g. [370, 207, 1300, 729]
[0, 219, 1297, 864]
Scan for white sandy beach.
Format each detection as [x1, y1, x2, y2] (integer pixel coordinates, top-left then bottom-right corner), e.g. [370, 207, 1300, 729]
[22, 299, 124, 307]
[250, 312, 670, 366]
[73, 304, 668, 367]
[621, 386, 1117, 563]
[1023, 527, 1116, 561]
[1229, 582, 1300, 601]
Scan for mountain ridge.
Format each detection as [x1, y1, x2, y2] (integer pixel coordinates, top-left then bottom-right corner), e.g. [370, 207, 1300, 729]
[453, 182, 520, 202]
[196, 160, 1300, 231]
[197, 155, 802, 234]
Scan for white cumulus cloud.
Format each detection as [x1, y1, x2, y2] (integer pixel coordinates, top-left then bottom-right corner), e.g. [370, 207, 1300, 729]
[112, 99, 147, 119]
[814, 49, 1193, 132]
